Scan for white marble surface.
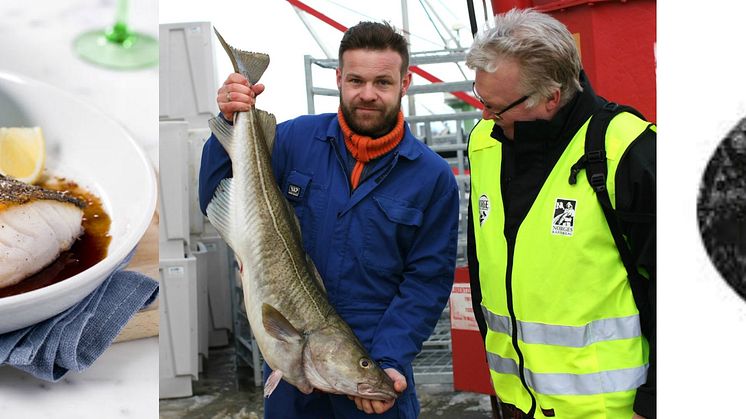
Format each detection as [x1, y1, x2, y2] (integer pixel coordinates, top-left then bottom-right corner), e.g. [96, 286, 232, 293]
[0, 338, 159, 418]
[0, 1, 158, 418]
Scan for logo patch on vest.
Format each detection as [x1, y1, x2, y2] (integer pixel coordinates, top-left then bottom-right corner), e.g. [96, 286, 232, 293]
[287, 184, 301, 198]
[479, 194, 490, 226]
[551, 198, 576, 236]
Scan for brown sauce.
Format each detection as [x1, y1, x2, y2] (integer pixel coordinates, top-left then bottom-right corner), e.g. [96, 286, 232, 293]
[0, 177, 111, 298]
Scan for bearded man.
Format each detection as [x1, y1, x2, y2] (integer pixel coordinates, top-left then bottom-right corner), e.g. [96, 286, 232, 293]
[199, 21, 459, 419]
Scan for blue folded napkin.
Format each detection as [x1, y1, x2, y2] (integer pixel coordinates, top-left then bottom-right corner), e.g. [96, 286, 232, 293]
[0, 256, 159, 382]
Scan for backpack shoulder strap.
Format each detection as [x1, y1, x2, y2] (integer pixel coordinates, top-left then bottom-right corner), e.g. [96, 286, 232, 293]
[572, 102, 652, 338]
[585, 102, 644, 271]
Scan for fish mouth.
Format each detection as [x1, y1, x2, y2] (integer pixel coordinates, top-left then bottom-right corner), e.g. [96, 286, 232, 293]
[356, 383, 398, 401]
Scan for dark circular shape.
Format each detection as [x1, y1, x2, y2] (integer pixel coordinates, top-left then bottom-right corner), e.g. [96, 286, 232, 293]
[697, 117, 746, 301]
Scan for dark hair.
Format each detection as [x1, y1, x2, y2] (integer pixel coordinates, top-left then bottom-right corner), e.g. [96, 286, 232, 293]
[338, 21, 410, 75]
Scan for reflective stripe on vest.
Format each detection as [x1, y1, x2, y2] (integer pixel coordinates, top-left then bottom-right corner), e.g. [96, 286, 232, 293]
[468, 112, 653, 418]
[481, 306, 641, 347]
[486, 352, 647, 395]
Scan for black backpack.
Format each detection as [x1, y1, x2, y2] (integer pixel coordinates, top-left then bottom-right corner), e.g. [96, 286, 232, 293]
[568, 102, 655, 339]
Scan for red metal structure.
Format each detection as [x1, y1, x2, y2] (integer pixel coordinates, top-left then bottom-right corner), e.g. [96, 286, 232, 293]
[491, 0, 656, 121]
[449, 267, 496, 394]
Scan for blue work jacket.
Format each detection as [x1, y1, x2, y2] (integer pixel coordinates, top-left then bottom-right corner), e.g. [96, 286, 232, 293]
[199, 112, 458, 384]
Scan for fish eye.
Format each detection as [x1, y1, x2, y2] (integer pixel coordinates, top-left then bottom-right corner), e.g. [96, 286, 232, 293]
[359, 358, 371, 368]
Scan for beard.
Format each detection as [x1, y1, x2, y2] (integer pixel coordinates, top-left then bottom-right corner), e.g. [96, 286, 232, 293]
[339, 94, 402, 138]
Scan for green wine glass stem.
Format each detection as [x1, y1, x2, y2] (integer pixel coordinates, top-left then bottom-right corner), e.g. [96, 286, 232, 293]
[106, 0, 130, 44]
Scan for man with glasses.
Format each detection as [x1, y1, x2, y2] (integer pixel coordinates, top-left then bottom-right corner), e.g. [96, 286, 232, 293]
[471, 82, 528, 125]
[199, 21, 459, 418]
[465, 8, 655, 419]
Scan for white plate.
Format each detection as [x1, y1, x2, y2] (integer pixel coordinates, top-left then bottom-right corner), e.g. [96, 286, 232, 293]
[0, 72, 157, 334]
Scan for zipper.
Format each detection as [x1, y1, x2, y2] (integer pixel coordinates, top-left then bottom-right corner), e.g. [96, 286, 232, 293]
[374, 151, 399, 184]
[505, 235, 537, 418]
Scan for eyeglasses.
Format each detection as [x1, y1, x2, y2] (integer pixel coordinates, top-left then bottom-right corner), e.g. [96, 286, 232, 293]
[472, 82, 529, 121]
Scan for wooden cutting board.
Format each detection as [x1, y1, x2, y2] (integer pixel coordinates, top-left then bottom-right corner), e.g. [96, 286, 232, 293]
[114, 209, 159, 343]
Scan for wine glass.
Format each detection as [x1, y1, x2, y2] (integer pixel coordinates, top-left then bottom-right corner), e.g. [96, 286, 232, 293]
[73, 0, 157, 69]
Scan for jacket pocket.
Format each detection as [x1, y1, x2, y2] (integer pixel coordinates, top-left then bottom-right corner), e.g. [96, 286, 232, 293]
[375, 196, 423, 226]
[363, 195, 423, 274]
[282, 170, 312, 202]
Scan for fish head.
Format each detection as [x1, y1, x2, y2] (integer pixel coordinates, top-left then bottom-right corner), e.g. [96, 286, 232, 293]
[302, 322, 397, 401]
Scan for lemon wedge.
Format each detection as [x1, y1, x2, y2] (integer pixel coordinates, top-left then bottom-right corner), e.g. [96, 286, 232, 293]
[0, 127, 46, 184]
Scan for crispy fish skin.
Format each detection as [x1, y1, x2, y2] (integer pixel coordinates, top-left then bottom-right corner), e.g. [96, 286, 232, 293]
[206, 29, 396, 401]
[0, 174, 85, 288]
[0, 174, 85, 209]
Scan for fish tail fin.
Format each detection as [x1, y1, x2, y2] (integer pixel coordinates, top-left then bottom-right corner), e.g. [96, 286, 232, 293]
[213, 27, 270, 84]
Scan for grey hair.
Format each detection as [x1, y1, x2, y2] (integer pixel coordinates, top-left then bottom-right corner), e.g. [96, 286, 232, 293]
[466, 8, 583, 108]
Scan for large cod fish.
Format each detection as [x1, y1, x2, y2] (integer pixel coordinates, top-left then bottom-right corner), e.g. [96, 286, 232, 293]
[206, 29, 396, 401]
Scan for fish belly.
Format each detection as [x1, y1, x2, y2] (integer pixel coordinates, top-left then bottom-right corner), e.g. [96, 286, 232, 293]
[240, 267, 313, 391]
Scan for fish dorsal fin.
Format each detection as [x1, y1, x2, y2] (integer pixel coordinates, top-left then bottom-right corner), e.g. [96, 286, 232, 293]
[213, 27, 269, 84]
[208, 116, 235, 159]
[209, 106, 276, 158]
[206, 177, 236, 250]
[262, 303, 303, 344]
[255, 109, 277, 153]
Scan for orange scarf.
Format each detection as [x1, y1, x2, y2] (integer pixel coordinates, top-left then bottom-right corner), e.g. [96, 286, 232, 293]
[337, 108, 405, 190]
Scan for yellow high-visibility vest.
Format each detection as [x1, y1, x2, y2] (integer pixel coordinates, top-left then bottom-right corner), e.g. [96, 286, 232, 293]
[469, 113, 652, 419]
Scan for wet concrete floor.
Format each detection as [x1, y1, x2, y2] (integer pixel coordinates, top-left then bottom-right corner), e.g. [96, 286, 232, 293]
[159, 346, 492, 418]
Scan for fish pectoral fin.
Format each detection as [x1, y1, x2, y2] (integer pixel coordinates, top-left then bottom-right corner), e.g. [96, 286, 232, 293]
[205, 177, 236, 250]
[208, 116, 235, 158]
[262, 303, 303, 344]
[263, 369, 284, 398]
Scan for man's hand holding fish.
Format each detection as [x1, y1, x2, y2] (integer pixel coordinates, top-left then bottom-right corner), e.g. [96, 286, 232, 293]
[217, 72, 264, 121]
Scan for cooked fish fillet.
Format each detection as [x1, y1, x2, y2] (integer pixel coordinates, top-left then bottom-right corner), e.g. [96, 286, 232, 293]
[0, 174, 85, 289]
